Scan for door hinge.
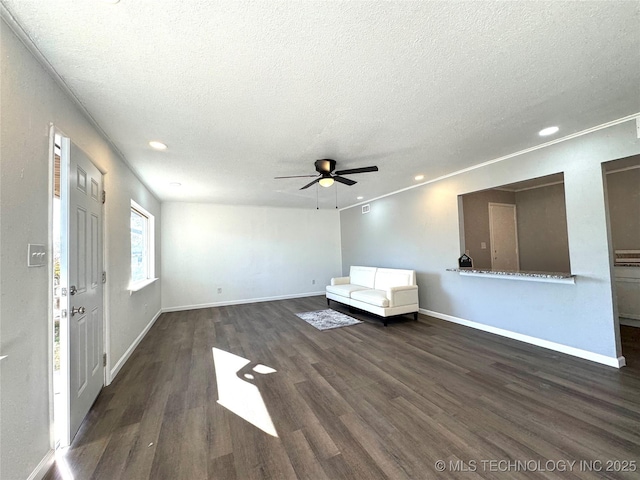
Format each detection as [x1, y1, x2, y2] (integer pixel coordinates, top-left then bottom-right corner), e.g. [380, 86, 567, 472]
[61, 309, 68, 319]
[102, 271, 107, 283]
[101, 190, 106, 204]
[103, 353, 107, 367]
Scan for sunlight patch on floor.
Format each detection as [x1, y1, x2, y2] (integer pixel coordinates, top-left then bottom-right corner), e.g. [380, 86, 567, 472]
[212, 347, 278, 437]
[55, 447, 75, 480]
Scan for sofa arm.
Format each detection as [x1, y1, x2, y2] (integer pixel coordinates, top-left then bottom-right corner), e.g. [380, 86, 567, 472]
[387, 285, 419, 307]
[331, 276, 350, 286]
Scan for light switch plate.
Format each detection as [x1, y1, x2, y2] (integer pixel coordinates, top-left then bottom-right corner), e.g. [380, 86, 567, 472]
[28, 244, 46, 267]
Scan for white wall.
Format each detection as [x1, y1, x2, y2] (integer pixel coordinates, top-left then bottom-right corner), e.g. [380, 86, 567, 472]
[162, 203, 341, 310]
[0, 19, 161, 480]
[340, 120, 640, 365]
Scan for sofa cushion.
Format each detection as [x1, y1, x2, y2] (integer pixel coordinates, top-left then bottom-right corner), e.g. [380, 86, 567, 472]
[374, 268, 416, 291]
[349, 266, 377, 288]
[350, 289, 390, 307]
[326, 284, 368, 298]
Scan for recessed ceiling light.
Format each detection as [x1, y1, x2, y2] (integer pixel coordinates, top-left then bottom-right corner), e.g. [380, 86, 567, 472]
[414, 175, 424, 181]
[169, 182, 181, 187]
[149, 141, 167, 150]
[357, 196, 364, 200]
[539, 126, 559, 136]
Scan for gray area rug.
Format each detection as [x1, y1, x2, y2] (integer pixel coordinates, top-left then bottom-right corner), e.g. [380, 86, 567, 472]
[296, 309, 363, 331]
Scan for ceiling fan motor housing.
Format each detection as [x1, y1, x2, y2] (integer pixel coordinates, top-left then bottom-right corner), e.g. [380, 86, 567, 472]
[315, 159, 336, 174]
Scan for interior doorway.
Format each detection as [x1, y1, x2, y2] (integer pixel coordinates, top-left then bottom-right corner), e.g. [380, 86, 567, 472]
[603, 155, 640, 365]
[489, 202, 520, 271]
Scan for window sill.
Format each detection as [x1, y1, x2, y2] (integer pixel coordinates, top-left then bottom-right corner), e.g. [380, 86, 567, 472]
[129, 278, 158, 293]
[447, 268, 575, 284]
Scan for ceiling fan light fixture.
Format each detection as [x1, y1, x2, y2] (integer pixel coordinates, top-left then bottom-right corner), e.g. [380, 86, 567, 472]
[319, 177, 334, 188]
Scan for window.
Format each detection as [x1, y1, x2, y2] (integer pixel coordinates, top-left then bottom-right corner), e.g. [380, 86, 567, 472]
[130, 200, 155, 290]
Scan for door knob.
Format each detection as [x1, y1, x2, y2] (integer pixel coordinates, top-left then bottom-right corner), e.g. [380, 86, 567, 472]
[71, 306, 85, 316]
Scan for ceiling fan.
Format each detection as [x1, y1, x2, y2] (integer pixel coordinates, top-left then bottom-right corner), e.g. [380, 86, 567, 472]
[275, 159, 379, 190]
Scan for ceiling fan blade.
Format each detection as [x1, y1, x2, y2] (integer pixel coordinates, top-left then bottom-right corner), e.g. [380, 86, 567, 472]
[300, 177, 321, 190]
[274, 174, 319, 179]
[334, 176, 357, 186]
[334, 165, 378, 175]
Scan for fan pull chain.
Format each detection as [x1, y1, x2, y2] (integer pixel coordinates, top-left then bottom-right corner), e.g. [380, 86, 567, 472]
[316, 183, 319, 210]
[335, 184, 338, 209]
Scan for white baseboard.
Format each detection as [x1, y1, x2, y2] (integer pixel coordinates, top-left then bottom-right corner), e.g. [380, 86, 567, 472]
[420, 309, 625, 369]
[162, 291, 326, 313]
[27, 449, 55, 480]
[109, 309, 162, 383]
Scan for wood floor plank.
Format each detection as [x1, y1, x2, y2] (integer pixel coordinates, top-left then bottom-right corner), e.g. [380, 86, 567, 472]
[281, 429, 331, 480]
[45, 296, 640, 479]
[89, 423, 139, 480]
[177, 406, 208, 480]
[119, 379, 172, 480]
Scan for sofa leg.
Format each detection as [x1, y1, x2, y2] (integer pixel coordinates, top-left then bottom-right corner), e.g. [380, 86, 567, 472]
[327, 298, 330, 307]
[414, 312, 418, 321]
[383, 320, 388, 327]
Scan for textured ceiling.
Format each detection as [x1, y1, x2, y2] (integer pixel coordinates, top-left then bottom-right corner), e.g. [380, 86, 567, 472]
[3, 0, 639, 208]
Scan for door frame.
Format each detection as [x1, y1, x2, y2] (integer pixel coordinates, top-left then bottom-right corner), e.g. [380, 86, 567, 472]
[48, 124, 70, 448]
[48, 125, 108, 449]
[488, 202, 520, 271]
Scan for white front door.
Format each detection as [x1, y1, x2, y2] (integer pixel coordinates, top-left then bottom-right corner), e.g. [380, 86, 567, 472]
[63, 142, 104, 442]
[489, 203, 520, 271]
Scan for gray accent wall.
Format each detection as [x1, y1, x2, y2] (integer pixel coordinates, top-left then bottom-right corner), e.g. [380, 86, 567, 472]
[341, 120, 640, 361]
[1, 20, 161, 480]
[462, 189, 516, 268]
[516, 183, 571, 272]
[606, 167, 640, 251]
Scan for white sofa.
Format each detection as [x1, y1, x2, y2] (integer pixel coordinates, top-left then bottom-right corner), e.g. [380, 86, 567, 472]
[326, 266, 419, 326]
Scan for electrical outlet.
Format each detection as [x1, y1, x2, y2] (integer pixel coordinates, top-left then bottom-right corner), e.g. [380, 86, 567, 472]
[481, 242, 487, 249]
[217, 287, 222, 294]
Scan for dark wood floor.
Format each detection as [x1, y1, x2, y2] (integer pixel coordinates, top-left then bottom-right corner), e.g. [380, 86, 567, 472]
[46, 296, 640, 479]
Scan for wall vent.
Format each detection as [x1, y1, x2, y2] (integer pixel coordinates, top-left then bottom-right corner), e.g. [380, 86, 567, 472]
[362, 204, 370, 214]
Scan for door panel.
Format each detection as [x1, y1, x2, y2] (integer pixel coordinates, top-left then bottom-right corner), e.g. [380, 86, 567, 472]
[91, 214, 99, 288]
[76, 207, 87, 293]
[66, 143, 104, 441]
[91, 307, 100, 374]
[489, 203, 520, 271]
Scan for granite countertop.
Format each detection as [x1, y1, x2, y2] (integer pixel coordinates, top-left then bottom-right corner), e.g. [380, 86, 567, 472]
[615, 263, 640, 267]
[446, 268, 574, 279]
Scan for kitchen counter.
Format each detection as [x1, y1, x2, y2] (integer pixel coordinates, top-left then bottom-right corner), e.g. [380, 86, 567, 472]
[447, 268, 575, 284]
